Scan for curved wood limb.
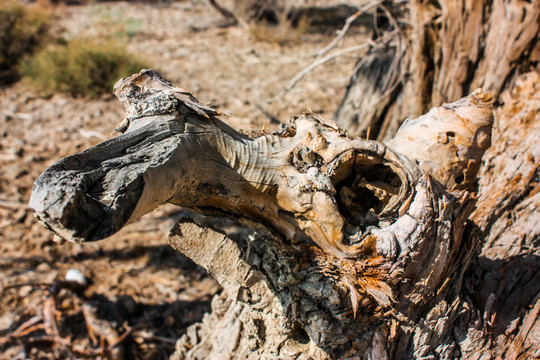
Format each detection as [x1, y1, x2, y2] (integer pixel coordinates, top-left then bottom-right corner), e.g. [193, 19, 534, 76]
[29, 69, 494, 358]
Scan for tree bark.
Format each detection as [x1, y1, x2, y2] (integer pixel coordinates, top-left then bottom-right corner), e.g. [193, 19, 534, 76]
[335, 0, 539, 141]
[28, 69, 521, 359]
[26, 1, 540, 358]
[465, 72, 540, 360]
[332, 0, 539, 358]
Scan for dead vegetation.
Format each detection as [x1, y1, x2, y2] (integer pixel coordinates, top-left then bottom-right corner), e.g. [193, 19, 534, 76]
[0, 249, 217, 359]
[0, 0, 50, 84]
[21, 38, 149, 98]
[0, 1, 363, 358]
[247, 15, 310, 46]
[5, 0, 537, 358]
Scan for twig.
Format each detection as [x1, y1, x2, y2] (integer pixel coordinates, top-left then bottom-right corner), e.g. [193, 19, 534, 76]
[359, 4, 405, 119]
[43, 296, 59, 337]
[264, 45, 369, 104]
[107, 323, 139, 351]
[378, 4, 404, 92]
[43, 294, 77, 359]
[10, 315, 44, 338]
[14, 323, 47, 338]
[263, 30, 398, 105]
[81, 305, 98, 346]
[312, 0, 383, 58]
[134, 332, 177, 345]
[208, 0, 244, 27]
[255, 103, 280, 124]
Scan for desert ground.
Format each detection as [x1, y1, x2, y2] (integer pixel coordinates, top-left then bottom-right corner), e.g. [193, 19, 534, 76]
[0, 1, 366, 358]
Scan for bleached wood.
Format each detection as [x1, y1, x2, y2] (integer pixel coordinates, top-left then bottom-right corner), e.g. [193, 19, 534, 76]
[29, 70, 496, 359]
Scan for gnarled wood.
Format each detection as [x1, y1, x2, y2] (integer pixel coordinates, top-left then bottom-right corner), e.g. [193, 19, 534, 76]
[29, 70, 495, 358]
[333, 1, 539, 354]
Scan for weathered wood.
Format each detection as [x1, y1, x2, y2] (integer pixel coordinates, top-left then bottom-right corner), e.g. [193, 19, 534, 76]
[333, 1, 539, 354]
[29, 69, 496, 358]
[468, 72, 540, 359]
[335, 0, 539, 141]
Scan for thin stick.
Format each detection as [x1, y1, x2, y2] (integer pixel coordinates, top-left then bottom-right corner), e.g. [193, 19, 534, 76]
[365, 5, 405, 118]
[11, 315, 44, 337]
[208, 0, 239, 25]
[378, 4, 404, 91]
[107, 326, 135, 351]
[134, 332, 177, 344]
[313, 0, 383, 58]
[82, 305, 98, 346]
[255, 103, 280, 124]
[263, 30, 398, 105]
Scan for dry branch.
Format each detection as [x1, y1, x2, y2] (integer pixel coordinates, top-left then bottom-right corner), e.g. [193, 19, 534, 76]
[208, 0, 240, 25]
[335, 0, 539, 141]
[28, 69, 496, 358]
[312, 0, 383, 58]
[263, 30, 398, 106]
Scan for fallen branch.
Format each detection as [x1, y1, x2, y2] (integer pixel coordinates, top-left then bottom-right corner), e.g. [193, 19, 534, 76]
[312, 0, 383, 58]
[262, 30, 398, 105]
[29, 70, 496, 359]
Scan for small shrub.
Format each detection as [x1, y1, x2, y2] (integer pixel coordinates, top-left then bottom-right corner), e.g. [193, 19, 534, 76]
[20, 38, 148, 98]
[0, 0, 50, 83]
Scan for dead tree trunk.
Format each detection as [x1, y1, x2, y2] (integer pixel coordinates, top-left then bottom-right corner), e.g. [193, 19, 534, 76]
[335, 0, 539, 141]
[28, 69, 521, 359]
[26, 2, 539, 358]
[332, 0, 540, 358]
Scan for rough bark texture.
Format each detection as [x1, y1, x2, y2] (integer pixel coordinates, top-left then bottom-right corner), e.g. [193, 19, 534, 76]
[335, 0, 539, 141]
[333, 0, 539, 358]
[467, 72, 540, 359]
[29, 69, 503, 359]
[27, 1, 540, 358]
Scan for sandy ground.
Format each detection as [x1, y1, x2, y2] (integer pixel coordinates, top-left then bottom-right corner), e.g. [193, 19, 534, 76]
[0, 1, 366, 358]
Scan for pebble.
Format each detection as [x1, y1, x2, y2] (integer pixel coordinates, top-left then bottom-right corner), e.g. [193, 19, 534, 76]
[65, 268, 87, 286]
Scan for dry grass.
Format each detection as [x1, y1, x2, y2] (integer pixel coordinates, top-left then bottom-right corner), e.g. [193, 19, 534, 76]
[226, 0, 310, 45]
[20, 38, 148, 98]
[0, 0, 51, 83]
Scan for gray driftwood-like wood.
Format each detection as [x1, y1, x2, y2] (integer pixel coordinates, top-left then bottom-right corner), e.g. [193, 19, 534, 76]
[29, 69, 501, 359]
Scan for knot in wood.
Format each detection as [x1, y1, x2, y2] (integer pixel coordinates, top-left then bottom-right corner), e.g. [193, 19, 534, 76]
[292, 145, 324, 172]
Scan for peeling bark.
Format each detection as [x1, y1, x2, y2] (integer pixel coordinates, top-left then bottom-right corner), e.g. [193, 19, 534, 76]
[29, 69, 499, 358]
[335, 0, 539, 141]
